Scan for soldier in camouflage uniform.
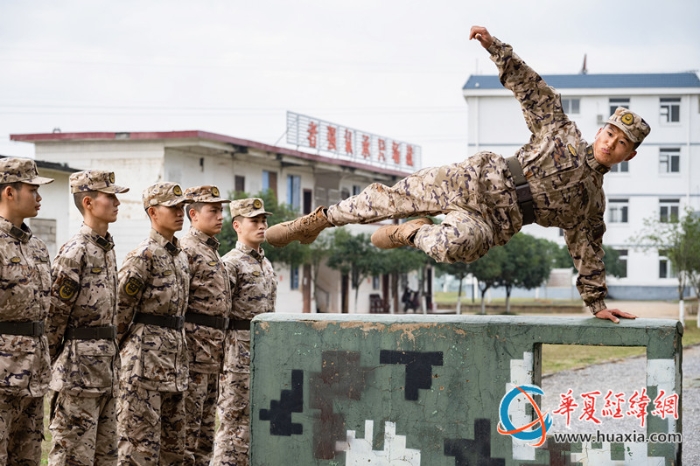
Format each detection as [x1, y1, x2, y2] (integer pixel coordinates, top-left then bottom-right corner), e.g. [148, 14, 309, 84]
[0, 158, 53, 465]
[211, 198, 277, 466]
[48, 170, 129, 466]
[180, 186, 231, 466]
[266, 25, 651, 324]
[116, 182, 192, 465]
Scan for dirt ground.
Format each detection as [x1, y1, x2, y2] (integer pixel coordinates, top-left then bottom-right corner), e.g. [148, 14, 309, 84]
[528, 300, 692, 320]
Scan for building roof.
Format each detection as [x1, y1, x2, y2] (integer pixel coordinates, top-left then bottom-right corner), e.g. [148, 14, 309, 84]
[10, 130, 412, 178]
[463, 72, 700, 90]
[0, 154, 79, 174]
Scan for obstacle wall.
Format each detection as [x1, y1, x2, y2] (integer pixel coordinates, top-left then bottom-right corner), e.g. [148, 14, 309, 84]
[250, 314, 682, 465]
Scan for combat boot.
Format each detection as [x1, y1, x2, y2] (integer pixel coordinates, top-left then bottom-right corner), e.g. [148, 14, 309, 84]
[265, 206, 333, 247]
[371, 218, 433, 249]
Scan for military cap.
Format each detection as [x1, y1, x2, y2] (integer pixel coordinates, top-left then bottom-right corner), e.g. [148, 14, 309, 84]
[229, 198, 272, 218]
[0, 157, 54, 185]
[607, 107, 651, 145]
[184, 185, 231, 204]
[70, 170, 129, 194]
[142, 182, 191, 210]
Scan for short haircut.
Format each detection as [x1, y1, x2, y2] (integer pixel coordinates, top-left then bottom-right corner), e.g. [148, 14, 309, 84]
[0, 182, 24, 201]
[186, 202, 205, 221]
[73, 191, 98, 215]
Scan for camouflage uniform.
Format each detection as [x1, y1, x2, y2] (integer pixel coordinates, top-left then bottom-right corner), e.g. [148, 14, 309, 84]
[212, 199, 276, 466]
[180, 186, 231, 466]
[325, 37, 650, 314]
[116, 183, 191, 466]
[47, 171, 129, 466]
[0, 158, 53, 465]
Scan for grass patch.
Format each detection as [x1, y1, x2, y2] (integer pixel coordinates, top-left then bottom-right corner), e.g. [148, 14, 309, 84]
[433, 292, 583, 307]
[542, 319, 700, 375]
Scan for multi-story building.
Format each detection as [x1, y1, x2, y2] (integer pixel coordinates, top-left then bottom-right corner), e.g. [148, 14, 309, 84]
[462, 71, 700, 299]
[10, 130, 416, 312]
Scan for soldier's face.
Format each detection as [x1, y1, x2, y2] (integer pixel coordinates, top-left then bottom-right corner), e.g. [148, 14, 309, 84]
[233, 214, 268, 249]
[150, 204, 185, 237]
[87, 192, 120, 224]
[13, 183, 42, 219]
[593, 124, 637, 167]
[191, 202, 224, 236]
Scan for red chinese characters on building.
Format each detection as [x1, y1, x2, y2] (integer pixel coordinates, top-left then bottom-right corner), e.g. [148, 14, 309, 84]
[406, 145, 414, 167]
[361, 135, 371, 159]
[377, 138, 386, 161]
[327, 126, 337, 151]
[307, 121, 318, 148]
[391, 141, 401, 165]
[344, 129, 354, 155]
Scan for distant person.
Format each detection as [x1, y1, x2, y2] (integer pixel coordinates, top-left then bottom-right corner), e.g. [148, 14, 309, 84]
[116, 182, 191, 465]
[180, 186, 232, 466]
[212, 198, 277, 466]
[266, 25, 651, 324]
[0, 158, 53, 464]
[47, 170, 129, 465]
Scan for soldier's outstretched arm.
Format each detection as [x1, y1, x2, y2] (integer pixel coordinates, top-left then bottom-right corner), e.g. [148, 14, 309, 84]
[469, 25, 494, 49]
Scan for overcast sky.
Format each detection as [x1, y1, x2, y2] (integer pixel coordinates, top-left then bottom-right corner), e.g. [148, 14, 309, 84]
[1, 0, 698, 168]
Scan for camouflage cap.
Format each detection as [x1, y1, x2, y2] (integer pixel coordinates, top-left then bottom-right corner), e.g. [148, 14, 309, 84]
[142, 182, 192, 210]
[0, 157, 54, 185]
[184, 185, 231, 204]
[70, 170, 129, 194]
[229, 198, 272, 218]
[607, 107, 651, 145]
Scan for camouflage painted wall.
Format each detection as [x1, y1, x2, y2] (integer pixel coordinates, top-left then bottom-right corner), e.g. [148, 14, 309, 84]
[250, 315, 682, 465]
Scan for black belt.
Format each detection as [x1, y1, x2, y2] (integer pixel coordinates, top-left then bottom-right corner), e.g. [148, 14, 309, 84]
[505, 156, 535, 225]
[134, 313, 185, 330]
[0, 320, 44, 337]
[65, 325, 116, 340]
[228, 319, 251, 331]
[185, 312, 229, 330]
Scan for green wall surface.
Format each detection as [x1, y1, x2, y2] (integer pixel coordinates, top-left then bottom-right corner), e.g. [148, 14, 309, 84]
[250, 314, 682, 465]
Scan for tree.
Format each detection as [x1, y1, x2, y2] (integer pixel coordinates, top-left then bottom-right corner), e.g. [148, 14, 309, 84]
[469, 246, 507, 315]
[435, 261, 471, 314]
[326, 228, 385, 313]
[497, 234, 552, 314]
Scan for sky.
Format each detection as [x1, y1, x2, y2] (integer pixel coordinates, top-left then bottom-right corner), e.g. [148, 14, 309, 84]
[1, 0, 698, 169]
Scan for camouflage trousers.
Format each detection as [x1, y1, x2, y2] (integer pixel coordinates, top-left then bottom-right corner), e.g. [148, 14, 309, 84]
[326, 151, 522, 263]
[116, 383, 186, 466]
[0, 394, 43, 465]
[211, 331, 250, 466]
[48, 391, 117, 465]
[184, 371, 218, 466]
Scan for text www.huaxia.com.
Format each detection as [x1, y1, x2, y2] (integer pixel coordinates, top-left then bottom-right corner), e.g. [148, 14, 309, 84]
[551, 431, 682, 444]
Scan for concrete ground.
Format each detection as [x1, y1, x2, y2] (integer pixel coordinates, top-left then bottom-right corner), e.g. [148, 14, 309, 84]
[526, 300, 694, 321]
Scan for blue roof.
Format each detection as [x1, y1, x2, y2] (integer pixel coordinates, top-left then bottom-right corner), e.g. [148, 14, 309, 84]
[463, 72, 700, 90]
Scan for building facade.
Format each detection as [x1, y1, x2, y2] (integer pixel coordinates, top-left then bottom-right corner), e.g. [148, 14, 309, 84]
[10, 131, 416, 313]
[462, 71, 700, 299]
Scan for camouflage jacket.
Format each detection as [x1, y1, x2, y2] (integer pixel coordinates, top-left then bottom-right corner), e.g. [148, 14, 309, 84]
[490, 37, 609, 313]
[221, 242, 277, 322]
[0, 216, 51, 397]
[48, 224, 120, 397]
[180, 227, 231, 374]
[117, 229, 189, 392]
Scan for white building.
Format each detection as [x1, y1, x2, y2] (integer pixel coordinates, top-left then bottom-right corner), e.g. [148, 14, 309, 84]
[10, 130, 419, 313]
[462, 71, 700, 299]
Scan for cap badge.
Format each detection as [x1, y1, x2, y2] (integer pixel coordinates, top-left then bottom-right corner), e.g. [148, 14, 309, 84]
[621, 113, 634, 126]
[253, 199, 262, 209]
[211, 187, 220, 197]
[173, 185, 182, 196]
[109, 172, 115, 183]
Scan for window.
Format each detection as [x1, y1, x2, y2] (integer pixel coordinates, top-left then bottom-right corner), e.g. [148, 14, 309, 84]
[352, 185, 362, 196]
[372, 275, 380, 290]
[609, 98, 630, 115]
[234, 175, 245, 194]
[303, 189, 313, 215]
[562, 98, 580, 115]
[286, 175, 301, 211]
[658, 250, 677, 279]
[660, 97, 680, 123]
[290, 266, 299, 290]
[615, 249, 628, 278]
[262, 170, 278, 199]
[659, 148, 680, 174]
[608, 199, 629, 223]
[609, 161, 629, 173]
[659, 199, 680, 223]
